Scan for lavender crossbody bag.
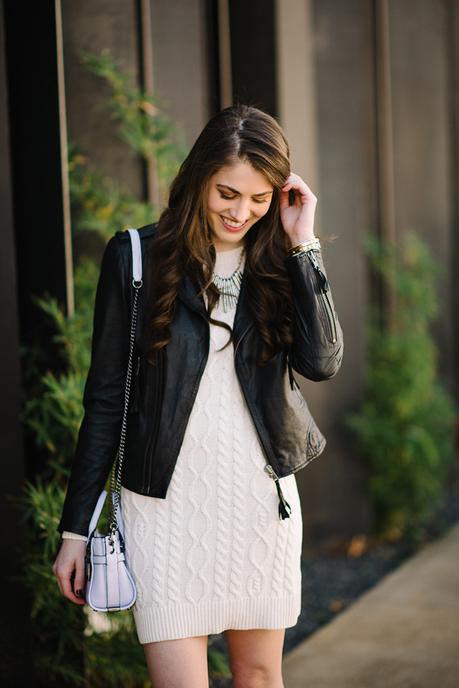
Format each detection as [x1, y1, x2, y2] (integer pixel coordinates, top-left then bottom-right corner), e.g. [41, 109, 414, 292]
[84, 228, 142, 612]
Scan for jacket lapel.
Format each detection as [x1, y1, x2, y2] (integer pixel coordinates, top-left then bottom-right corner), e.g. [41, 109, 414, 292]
[177, 266, 252, 343]
[177, 271, 206, 315]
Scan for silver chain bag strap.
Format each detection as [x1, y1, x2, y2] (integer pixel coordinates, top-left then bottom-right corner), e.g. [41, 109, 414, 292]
[84, 228, 142, 612]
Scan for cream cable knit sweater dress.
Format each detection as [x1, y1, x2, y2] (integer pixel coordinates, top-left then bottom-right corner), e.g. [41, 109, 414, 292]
[67, 243, 304, 643]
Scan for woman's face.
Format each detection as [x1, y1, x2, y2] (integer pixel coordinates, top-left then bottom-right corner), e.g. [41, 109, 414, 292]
[206, 159, 274, 251]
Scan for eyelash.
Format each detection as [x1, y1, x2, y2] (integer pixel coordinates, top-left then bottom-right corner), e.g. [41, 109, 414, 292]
[219, 192, 267, 204]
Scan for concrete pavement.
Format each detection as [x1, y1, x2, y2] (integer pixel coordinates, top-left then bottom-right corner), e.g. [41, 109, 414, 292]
[283, 521, 459, 688]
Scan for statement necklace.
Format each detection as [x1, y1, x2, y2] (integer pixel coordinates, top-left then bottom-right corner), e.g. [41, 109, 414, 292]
[211, 248, 245, 313]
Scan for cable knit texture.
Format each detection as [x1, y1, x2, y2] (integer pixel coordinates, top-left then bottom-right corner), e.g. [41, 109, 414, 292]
[120, 243, 303, 643]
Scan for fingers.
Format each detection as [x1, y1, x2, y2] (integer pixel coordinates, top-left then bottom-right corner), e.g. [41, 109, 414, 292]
[279, 184, 297, 211]
[61, 564, 85, 605]
[52, 541, 87, 606]
[52, 559, 65, 597]
[279, 172, 318, 239]
[281, 173, 317, 203]
[51, 549, 65, 596]
[73, 556, 87, 602]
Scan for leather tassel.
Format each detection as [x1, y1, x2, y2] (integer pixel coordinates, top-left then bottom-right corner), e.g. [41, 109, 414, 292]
[274, 478, 292, 519]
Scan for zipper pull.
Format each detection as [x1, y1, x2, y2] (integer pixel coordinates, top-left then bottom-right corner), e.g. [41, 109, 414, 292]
[264, 465, 292, 520]
[307, 250, 330, 292]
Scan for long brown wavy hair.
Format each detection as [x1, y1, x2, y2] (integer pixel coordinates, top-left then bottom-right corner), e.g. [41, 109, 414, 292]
[142, 103, 298, 367]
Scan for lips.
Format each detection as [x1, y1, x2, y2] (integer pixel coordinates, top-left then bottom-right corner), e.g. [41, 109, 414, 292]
[220, 215, 249, 232]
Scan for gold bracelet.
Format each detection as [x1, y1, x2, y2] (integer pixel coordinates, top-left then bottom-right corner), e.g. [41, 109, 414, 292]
[288, 237, 321, 256]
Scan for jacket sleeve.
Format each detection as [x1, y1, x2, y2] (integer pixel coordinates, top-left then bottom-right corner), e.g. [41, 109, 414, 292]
[56, 235, 130, 536]
[285, 247, 344, 382]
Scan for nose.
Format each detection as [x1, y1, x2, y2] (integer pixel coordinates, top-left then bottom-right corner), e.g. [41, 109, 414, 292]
[227, 198, 251, 222]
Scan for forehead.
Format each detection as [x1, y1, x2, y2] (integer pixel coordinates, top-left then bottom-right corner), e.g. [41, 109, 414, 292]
[213, 160, 273, 194]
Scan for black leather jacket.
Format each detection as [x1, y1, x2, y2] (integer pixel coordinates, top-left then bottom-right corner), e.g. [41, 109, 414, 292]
[57, 222, 343, 535]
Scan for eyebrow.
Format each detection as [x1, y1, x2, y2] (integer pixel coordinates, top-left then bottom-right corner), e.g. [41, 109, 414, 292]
[216, 183, 273, 197]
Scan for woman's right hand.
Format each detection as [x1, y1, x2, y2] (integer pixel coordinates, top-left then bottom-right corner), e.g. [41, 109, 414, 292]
[52, 539, 87, 605]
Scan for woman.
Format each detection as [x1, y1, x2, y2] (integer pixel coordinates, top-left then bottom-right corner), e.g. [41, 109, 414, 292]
[53, 104, 343, 687]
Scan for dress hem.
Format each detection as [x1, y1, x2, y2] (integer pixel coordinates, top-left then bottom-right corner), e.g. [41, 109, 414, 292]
[133, 594, 301, 644]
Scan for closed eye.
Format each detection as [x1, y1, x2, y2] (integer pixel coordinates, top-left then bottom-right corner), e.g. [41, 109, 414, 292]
[219, 192, 268, 204]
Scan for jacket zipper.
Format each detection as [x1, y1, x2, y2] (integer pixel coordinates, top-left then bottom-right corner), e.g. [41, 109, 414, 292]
[129, 354, 141, 413]
[142, 350, 163, 492]
[143, 310, 210, 492]
[234, 327, 292, 520]
[319, 290, 337, 343]
[306, 250, 338, 344]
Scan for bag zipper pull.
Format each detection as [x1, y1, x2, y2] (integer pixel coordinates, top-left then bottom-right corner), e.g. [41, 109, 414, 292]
[264, 464, 292, 520]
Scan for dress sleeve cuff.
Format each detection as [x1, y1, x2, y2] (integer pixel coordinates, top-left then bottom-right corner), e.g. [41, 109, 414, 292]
[62, 530, 88, 542]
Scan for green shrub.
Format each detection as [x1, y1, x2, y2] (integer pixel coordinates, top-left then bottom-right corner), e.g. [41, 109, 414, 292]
[346, 231, 457, 542]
